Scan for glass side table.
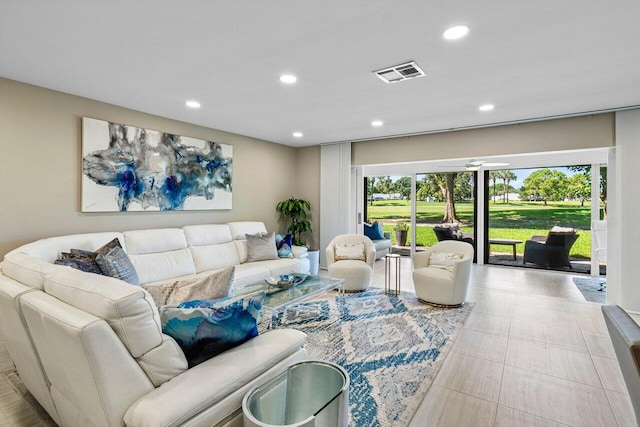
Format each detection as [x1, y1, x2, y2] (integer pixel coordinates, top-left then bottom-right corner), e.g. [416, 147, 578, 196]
[384, 253, 401, 295]
[243, 360, 349, 427]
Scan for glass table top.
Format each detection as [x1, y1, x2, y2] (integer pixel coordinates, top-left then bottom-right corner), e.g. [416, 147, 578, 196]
[235, 275, 343, 311]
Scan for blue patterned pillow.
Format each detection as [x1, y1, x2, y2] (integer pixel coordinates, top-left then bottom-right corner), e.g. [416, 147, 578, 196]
[275, 233, 294, 258]
[95, 246, 140, 285]
[159, 292, 265, 367]
[364, 221, 385, 240]
[55, 238, 122, 275]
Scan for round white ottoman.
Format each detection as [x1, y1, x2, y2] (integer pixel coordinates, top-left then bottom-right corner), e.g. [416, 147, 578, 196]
[329, 260, 372, 292]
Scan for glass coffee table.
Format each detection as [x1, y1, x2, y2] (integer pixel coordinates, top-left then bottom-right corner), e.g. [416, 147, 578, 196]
[235, 274, 344, 328]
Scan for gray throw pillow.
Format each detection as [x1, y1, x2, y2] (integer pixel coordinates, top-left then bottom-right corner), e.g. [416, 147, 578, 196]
[142, 267, 235, 306]
[96, 246, 140, 285]
[55, 238, 122, 275]
[246, 232, 278, 262]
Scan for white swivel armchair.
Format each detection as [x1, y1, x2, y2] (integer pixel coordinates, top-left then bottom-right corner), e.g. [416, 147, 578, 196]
[412, 240, 474, 307]
[326, 234, 376, 292]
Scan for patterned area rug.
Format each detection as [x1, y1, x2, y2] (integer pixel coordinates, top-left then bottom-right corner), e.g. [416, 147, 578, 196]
[276, 288, 473, 426]
[572, 276, 607, 304]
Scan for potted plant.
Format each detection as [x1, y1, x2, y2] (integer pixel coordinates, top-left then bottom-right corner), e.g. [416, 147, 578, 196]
[394, 222, 409, 246]
[276, 197, 319, 274]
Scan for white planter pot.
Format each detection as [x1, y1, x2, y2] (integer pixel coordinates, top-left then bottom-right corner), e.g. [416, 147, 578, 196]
[307, 250, 319, 275]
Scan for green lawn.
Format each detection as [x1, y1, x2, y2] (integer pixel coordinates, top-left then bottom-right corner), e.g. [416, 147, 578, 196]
[369, 200, 593, 258]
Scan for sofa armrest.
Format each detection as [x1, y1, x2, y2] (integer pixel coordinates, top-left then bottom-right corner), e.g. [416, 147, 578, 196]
[530, 235, 547, 243]
[291, 245, 308, 259]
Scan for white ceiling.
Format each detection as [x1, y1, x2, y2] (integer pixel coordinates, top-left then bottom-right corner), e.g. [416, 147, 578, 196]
[2, 1, 639, 147]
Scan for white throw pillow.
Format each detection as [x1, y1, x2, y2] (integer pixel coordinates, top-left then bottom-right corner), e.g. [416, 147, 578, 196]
[429, 252, 463, 272]
[335, 242, 365, 261]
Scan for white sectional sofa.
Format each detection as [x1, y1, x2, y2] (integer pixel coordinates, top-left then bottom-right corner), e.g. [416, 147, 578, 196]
[0, 221, 310, 427]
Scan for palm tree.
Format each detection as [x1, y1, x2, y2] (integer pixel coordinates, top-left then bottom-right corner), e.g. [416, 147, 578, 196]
[503, 170, 517, 204]
[489, 170, 500, 202]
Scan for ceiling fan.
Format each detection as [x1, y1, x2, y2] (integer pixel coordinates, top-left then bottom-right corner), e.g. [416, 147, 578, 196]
[439, 159, 510, 171]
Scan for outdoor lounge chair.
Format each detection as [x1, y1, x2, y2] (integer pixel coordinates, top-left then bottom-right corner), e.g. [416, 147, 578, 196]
[522, 227, 579, 268]
[433, 224, 474, 246]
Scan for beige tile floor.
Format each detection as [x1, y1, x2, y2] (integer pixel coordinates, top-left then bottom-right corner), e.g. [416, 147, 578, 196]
[0, 261, 636, 426]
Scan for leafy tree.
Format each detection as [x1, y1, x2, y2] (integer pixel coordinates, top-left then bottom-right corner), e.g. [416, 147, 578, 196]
[520, 169, 569, 205]
[377, 176, 393, 195]
[454, 172, 474, 201]
[392, 176, 413, 200]
[418, 172, 473, 222]
[567, 173, 590, 206]
[366, 177, 374, 205]
[416, 175, 439, 201]
[568, 165, 607, 218]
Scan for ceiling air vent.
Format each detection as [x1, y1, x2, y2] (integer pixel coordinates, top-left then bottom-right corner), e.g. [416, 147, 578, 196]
[374, 61, 425, 84]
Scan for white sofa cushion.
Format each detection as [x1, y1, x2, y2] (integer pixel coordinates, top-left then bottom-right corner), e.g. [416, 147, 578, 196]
[44, 268, 164, 357]
[227, 221, 267, 241]
[136, 335, 188, 387]
[183, 224, 233, 246]
[189, 242, 241, 273]
[2, 254, 66, 290]
[128, 248, 197, 285]
[124, 229, 197, 284]
[6, 232, 126, 263]
[124, 229, 188, 255]
[232, 263, 271, 291]
[235, 240, 249, 264]
[124, 329, 306, 427]
[258, 258, 310, 277]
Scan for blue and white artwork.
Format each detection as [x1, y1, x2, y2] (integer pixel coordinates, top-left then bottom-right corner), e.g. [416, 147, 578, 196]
[81, 117, 232, 212]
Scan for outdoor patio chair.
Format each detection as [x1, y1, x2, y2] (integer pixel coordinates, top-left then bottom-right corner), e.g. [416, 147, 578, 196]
[433, 224, 474, 246]
[522, 227, 578, 268]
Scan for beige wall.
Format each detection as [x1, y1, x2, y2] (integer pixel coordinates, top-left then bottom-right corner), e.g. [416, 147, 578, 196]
[0, 78, 298, 257]
[352, 114, 614, 165]
[293, 145, 321, 250]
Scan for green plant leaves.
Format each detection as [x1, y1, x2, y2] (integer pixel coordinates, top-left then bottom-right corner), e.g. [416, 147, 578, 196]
[276, 197, 312, 246]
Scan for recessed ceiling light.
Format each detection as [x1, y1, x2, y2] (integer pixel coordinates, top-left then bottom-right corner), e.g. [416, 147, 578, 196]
[293, 132, 303, 138]
[371, 120, 384, 127]
[479, 104, 495, 112]
[185, 100, 201, 109]
[442, 25, 470, 40]
[280, 74, 297, 84]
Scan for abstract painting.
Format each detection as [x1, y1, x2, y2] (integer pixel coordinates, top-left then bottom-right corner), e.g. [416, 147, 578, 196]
[82, 117, 232, 212]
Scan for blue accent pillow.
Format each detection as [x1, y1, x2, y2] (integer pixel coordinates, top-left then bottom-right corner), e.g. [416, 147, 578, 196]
[159, 292, 265, 367]
[95, 246, 140, 285]
[364, 221, 385, 240]
[275, 233, 294, 258]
